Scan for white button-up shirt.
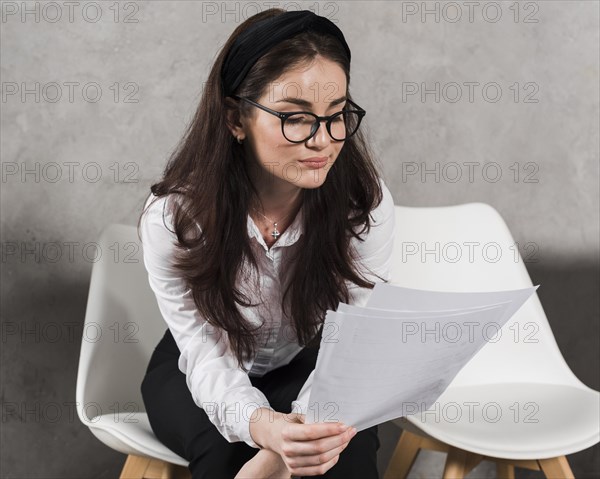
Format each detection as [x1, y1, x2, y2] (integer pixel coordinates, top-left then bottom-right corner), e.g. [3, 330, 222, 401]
[139, 177, 396, 448]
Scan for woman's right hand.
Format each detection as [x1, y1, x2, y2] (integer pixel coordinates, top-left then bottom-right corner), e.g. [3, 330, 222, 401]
[249, 408, 358, 477]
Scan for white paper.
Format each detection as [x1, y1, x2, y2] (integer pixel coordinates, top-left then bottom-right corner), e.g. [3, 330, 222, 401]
[304, 283, 539, 432]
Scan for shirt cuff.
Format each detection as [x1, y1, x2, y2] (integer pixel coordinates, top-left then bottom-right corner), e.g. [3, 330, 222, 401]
[290, 369, 314, 418]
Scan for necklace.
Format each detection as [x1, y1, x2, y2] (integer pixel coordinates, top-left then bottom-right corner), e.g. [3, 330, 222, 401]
[252, 207, 294, 240]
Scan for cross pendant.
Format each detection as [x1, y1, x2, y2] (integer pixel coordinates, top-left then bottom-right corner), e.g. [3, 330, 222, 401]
[271, 222, 280, 239]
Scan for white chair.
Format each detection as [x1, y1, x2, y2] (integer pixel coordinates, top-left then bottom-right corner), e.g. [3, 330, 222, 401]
[76, 224, 192, 479]
[382, 202, 599, 479]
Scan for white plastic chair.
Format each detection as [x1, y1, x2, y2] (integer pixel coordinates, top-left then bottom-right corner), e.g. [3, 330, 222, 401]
[76, 224, 192, 479]
[382, 202, 599, 479]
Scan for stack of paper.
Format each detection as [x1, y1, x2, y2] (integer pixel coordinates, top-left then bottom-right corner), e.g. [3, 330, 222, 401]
[304, 283, 540, 431]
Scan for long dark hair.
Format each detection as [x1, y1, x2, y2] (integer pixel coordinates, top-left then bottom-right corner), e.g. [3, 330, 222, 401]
[137, 8, 387, 371]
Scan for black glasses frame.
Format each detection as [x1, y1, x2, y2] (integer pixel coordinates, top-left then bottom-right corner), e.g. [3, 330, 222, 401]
[231, 95, 366, 143]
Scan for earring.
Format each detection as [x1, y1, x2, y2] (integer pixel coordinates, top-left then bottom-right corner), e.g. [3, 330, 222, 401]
[236, 136, 243, 144]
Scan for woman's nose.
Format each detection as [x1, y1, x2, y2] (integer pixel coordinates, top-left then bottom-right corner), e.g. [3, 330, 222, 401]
[307, 120, 331, 146]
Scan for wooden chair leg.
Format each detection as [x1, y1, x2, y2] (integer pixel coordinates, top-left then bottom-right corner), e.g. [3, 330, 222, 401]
[538, 456, 575, 479]
[496, 462, 515, 479]
[442, 446, 468, 479]
[120, 454, 192, 479]
[120, 455, 152, 479]
[383, 426, 574, 479]
[383, 430, 423, 479]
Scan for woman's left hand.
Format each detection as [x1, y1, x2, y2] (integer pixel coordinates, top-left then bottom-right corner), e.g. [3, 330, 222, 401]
[235, 448, 292, 479]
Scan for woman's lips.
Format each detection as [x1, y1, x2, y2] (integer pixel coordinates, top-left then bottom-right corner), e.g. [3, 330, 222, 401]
[299, 157, 328, 169]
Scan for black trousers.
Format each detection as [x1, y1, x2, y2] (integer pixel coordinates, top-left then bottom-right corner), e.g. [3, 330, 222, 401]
[140, 328, 380, 479]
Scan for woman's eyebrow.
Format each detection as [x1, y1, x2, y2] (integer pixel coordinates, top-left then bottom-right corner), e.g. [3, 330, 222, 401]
[275, 96, 347, 108]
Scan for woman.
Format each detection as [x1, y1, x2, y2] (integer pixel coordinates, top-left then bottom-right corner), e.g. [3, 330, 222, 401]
[138, 8, 396, 479]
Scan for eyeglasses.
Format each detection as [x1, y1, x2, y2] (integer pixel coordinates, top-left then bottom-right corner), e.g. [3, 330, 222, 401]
[231, 95, 366, 144]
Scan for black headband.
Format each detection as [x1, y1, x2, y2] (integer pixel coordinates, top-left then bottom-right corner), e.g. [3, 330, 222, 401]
[221, 10, 351, 97]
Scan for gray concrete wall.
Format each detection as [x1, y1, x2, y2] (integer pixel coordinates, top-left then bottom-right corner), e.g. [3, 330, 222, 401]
[1, 1, 598, 477]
